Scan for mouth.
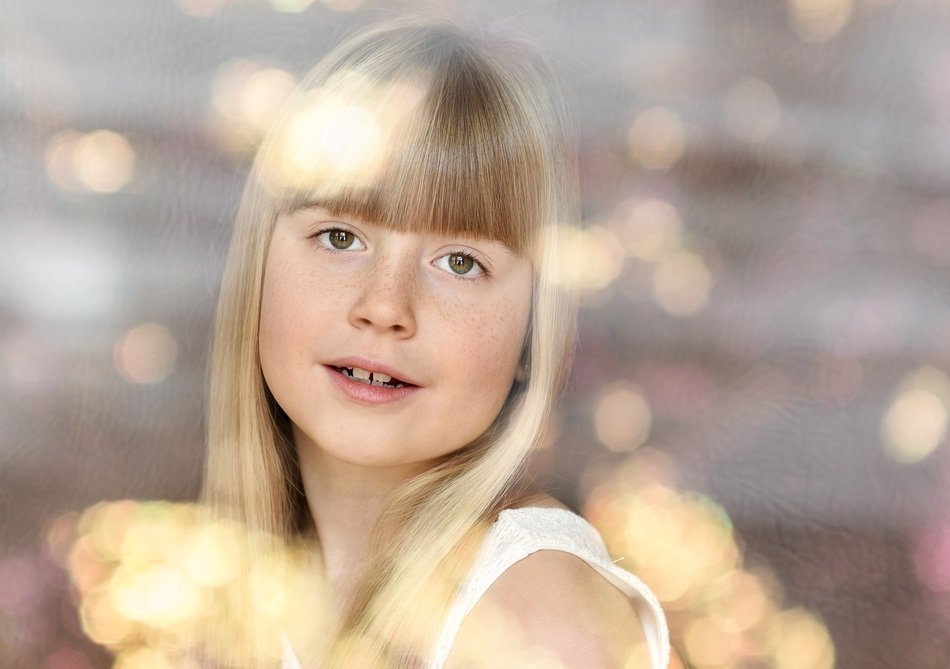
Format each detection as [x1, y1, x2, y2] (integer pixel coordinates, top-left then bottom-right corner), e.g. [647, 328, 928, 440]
[331, 365, 415, 389]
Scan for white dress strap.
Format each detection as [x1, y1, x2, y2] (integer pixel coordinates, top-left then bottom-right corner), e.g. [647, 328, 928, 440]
[281, 632, 303, 669]
[428, 507, 669, 669]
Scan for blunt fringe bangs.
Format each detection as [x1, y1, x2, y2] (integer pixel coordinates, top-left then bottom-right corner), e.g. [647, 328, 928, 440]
[256, 22, 566, 256]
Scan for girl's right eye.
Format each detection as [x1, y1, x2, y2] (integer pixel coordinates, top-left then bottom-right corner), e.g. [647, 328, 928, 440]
[316, 228, 365, 251]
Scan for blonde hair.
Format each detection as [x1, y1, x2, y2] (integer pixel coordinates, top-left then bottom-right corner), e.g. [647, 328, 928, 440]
[201, 17, 578, 667]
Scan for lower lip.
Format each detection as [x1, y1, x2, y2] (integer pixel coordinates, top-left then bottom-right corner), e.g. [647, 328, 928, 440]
[324, 366, 420, 405]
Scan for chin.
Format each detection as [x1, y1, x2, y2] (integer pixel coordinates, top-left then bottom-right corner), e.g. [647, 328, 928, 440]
[320, 438, 423, 469]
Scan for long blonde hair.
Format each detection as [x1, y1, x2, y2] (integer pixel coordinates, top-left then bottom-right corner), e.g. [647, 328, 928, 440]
[201, 17, 578, 667]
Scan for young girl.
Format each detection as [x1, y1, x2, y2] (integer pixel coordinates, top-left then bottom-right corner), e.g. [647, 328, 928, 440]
[201, 17, 668, 669]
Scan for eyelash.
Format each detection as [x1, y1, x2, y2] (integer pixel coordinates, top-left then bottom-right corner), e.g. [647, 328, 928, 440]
[312, 227, 490, 280]
[313, 227, 365, 252]
[440, 250, 489, 281]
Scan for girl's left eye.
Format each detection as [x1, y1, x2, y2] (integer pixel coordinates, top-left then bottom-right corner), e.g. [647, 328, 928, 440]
[316, 228, 365, 251]
[434, 252, 485, 278]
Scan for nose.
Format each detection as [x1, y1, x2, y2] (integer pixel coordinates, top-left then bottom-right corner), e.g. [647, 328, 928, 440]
[348, 250, 418, 338]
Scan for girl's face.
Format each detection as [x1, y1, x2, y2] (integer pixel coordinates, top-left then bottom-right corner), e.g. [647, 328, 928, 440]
[259, 205, 533, 472]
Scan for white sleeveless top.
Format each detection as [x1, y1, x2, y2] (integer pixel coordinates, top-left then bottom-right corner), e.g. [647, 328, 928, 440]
[282, 507, 669, 669]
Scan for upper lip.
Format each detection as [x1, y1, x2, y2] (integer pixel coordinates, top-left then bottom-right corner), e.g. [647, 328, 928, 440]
[326, 356, 421, 387]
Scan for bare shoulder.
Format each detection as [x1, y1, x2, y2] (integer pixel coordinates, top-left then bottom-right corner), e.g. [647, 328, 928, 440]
[505, 491, 570, 511]
[444, 549, 652, 669]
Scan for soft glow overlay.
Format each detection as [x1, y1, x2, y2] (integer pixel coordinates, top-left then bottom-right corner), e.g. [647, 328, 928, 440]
[3, 1, 949, 668]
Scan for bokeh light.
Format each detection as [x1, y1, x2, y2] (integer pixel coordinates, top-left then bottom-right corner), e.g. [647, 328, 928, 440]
[553, 224, 625, 297]
[615, 197, 684, 262]
[72, 131, 135, 193]
[881, 366, 950, 463]
[112, 646, 176, 669]
[44, 129, 136, 193]
[285, 101, 382, 180]
[181, 521, 243, 587]
[113, 323, 178, 385]
[723, 77, 782, 144]
[59, 505, 283, 663]
[63, 501, 309, 667]
[587, 462, 739, 606]
[585, 449, 836, 669]
[111, 564, 201, 627]
[60, 483, 840, 669]
[260, 76, 427, 194]
[594, 382, 652, 453]
[652, 250, 712, 316]
[44, 512, 80, 569]
[769, 608, 836, 669]
[707, 569, 773, 633]
[626, 107, 686, 170]
[210, 60, 297, 152]
[78, 588, 136, 647]
[682, 615, 744, 667]
[44, 130, 83, 191]
[787, 0, 853, 42]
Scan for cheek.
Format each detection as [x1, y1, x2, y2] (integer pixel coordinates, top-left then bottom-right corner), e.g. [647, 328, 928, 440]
[438, 288, 531, 402]
[258, 266, 291, 386]
[259, 254, 315, 374]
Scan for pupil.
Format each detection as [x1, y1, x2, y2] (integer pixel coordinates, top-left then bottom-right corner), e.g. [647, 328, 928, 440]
[450, 254, 473, 274]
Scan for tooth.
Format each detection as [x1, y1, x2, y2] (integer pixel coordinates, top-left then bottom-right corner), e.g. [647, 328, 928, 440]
[351, 367, 371, 381]
[373, 372, 392, 383]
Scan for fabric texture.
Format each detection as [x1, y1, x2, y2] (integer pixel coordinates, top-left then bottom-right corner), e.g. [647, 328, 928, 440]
[282, 507, 669, 669]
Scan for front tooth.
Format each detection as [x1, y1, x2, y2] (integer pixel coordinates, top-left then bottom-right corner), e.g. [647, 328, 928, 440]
[351, 367, 371, 381]
[373, 372, 392, 384]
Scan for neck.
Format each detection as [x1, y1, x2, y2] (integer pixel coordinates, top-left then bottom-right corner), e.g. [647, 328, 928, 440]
[293, 426, 424, 607]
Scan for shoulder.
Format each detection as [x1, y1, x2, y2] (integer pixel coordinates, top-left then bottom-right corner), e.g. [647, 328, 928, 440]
[444, 549, 652, 669]
[503, 491, 569, 511]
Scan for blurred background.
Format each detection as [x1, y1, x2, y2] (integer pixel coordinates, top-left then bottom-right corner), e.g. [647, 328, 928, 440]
[2, 0, 949, 667]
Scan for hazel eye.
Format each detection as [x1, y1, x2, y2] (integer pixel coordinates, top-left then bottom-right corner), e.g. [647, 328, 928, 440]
[317, 229, 365, 251]
[435, 252, 485, 277]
